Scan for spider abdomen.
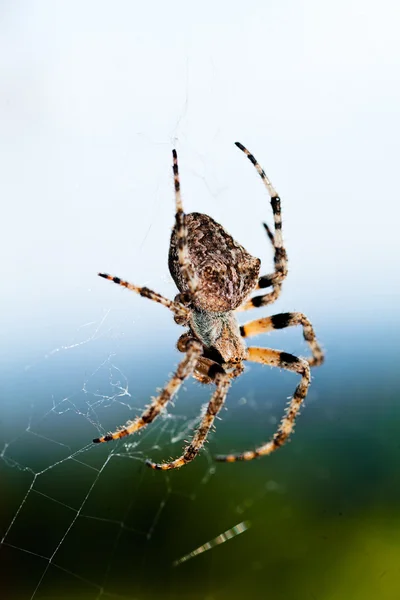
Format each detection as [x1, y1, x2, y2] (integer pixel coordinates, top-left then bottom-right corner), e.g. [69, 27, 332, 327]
[169, 212, 260, 312]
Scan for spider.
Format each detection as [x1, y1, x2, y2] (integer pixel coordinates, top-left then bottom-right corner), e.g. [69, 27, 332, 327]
[93, 142, 324, 470]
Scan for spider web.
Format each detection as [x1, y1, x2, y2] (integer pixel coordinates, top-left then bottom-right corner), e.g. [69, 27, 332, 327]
[3, 1, 400, 596]
[0, 145, 324, 598]
[1, 303, 277, 600]
[1, 94, 282, 597]
[0, 102, 329, 599]
[3, 288, 400, 600]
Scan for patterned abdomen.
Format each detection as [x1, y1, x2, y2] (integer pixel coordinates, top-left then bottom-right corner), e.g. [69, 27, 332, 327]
[169, 212, 260, 312]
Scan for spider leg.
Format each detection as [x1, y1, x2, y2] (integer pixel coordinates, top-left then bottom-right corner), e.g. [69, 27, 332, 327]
[234, 142, 288, 310]
[240, 312, 324, 367]
[172, 149, 199, 297]
[215, 347, 310, 463]
[146, 372, 231, 470]
[93, 339, 202, 444]
[97, 273, 189, 321]
[263, 221, 275, 246]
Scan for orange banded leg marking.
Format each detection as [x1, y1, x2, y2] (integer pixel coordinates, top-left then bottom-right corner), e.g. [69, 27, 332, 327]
[146, 373, 231, 470]
[97, 273, 189, 321]
[172, 149, 199, 296]
[235, 142, 288, 310]
[240, 312, 324, 367]
[93, 340, 202, 444]
[215, 347, 311, 463]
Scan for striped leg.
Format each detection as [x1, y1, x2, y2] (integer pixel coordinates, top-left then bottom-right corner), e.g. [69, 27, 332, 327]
[97, 273, 189, 322]
[215, 347, 311, 463]
[240, 312, 324, 367]
[172, 149, 199, 297]
[93, 339, 202, 444]
[146, 372, 231, 470]
[235, 142, 288, 310]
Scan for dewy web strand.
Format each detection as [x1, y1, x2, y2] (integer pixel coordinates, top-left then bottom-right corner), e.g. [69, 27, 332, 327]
[0, 311, 237, 598]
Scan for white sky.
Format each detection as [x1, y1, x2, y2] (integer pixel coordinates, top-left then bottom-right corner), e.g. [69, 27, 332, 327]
[1, 0, 399, 348]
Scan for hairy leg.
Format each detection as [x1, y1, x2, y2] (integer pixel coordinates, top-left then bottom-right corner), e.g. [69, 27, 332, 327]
[215, 347, 310, 462]
[93, 339, 202, 444]
[146, 371, 231, 470]
[240, 312, 324, 367]
[97, 273, 189, 322]
[172, 149, 199, 297]
[235, 142, 288, 310]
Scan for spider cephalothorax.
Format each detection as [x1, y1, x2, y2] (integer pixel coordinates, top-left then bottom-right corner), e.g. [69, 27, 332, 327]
[94, 143, 324, 470]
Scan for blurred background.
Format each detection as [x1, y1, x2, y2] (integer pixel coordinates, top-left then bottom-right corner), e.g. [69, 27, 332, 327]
[1, 1, 399, 598]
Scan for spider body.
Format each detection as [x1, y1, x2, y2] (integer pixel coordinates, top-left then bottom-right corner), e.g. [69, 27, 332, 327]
[169, 212, 261, 312]
[170, 212, 259, 367]
[94, 143, 324, 470]
[188, 309, 247, 370]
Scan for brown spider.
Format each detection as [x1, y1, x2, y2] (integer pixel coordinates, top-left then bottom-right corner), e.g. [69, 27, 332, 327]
[93, 142, 324, 470]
